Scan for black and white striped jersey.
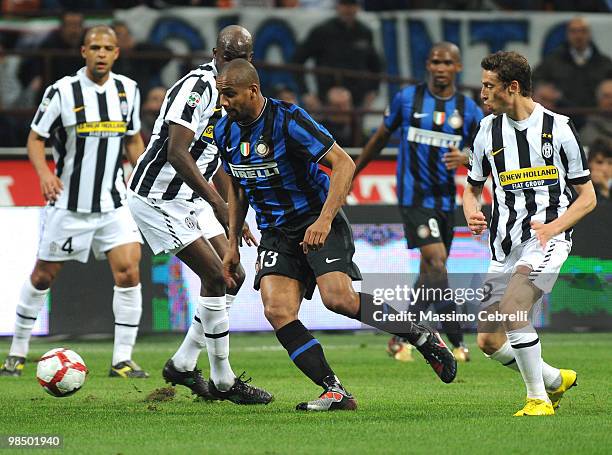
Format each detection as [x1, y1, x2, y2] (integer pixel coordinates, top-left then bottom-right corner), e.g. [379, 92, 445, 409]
[467, 103, 590, 262]
[31, 67, 141, 213]
[129, 61, 221, 200]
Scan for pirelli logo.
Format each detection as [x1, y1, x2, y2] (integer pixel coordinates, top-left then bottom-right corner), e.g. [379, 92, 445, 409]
[228, 162, 280, 179]
[76, 121, 127, 138]
[407, 127, 462, 148]
[499, 165, 559, 191]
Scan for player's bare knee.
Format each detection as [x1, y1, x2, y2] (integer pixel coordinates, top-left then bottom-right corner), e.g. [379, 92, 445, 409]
[477, 333, 501, 355]
[30, 268, 55, 290]
[263, 301, 295, 328]
[421, 255, 446, 276]
[113, 265, 140, 288]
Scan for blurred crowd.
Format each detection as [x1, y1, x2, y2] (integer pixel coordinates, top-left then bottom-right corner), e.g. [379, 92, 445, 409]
[3, 0, 612, 12]
[0, 2, 610, 198]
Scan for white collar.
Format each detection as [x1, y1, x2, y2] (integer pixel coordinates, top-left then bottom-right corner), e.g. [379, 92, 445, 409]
[77, 67, 114, 91]
[505, 102, 542, 131]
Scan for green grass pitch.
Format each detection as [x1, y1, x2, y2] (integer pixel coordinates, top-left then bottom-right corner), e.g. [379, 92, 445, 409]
[0, 332, 610, 454]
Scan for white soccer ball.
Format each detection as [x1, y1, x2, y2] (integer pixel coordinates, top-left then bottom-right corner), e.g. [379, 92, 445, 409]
[36, 348, 88, 397]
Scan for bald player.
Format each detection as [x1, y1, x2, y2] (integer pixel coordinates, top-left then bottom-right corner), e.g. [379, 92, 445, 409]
[354, 42, 483, 362]
[1, 25, 148, 378]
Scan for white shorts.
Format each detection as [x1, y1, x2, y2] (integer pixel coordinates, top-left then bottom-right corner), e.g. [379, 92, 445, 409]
[483, 236, 571, 305]
[127, 191, 225, 255]
[38, 205, 143, 263]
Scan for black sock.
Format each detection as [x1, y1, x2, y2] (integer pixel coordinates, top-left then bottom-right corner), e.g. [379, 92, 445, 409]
[275, 320, 335, 387]
[351, 293, 427, 345]
[434, 300, 464, 348]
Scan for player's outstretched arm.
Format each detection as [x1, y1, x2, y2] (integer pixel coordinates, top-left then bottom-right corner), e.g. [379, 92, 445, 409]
[463, 182, 487, 236]
[353, 123, 391, 178]
[124, 133, 145, 166]
[302, 143, 354, 253]
[27, 129, 63, 202]
[166, 122, 228, 227]
[531, 181, 597, 247]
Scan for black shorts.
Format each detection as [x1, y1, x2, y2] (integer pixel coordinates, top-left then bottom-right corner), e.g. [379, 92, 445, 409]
[254, 210, 362, 300]
[400, 206, 455, 253]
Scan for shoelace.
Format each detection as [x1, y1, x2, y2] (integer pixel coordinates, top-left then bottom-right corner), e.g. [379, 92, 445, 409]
[190, 368, 206, 384]
[234, 372, 267, 398]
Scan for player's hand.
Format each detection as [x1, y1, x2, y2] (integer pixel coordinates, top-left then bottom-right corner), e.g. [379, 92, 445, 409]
[468, 211, 487, 235]
[222, 248, 240, 289]
[241, 221, 258, 247]
[212, 201, 230, 233]
[39, 171, 63, 202]
[300, 217, 332, 254]
[442, 146, 466, 170]
[530, 220, 557, 249]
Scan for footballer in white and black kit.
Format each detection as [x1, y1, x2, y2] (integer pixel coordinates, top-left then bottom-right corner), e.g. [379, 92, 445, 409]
[464, 51, 597, 416]
[128, 62, 225, 252]
[1, 26, 149, 379]
[128, 25, 272, 405]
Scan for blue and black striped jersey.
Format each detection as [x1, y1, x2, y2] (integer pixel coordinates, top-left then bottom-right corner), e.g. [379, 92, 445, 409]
[385, 83, 483, 211]
[215, 98, 334, 229]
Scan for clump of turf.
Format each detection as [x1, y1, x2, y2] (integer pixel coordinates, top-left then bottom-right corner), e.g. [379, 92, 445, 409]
[145, 387, 176, 402]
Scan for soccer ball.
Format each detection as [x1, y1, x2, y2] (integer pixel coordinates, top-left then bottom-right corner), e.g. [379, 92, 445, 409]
[36, 348, 88, 397]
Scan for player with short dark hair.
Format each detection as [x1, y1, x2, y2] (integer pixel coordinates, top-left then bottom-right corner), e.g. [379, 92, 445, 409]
[354, 42, 483, 362]
[1, 26, 148, 378]
[465, 50, 597, 416]
[216, 59, 457, 412]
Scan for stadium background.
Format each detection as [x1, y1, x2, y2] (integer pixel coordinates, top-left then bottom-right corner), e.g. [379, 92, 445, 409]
[0, 6, 610, 337]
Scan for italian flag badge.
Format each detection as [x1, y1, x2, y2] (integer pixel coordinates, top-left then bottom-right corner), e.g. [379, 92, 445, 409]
[433, 111, 446, 125]
[240, 142, 250, 156]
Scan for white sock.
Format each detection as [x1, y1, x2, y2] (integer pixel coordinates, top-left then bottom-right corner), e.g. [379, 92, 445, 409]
[488, 340, 562, 391]
[507, 327, 549, 401]
[487, 340, 520, 371]
[200, 296, 235, 391]
[172, 307, 206, 372]
[542, 360, 562, 391]
[226, 294, 236, 312]
[112, 284, 142, 366]
[9, 280, 48, 357]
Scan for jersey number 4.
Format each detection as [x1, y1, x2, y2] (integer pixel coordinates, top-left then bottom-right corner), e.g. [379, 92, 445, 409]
[61, 237, 74, 254]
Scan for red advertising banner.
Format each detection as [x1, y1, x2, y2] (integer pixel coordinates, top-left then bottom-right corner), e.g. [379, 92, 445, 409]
[0, 159, 493, 207]
[0, 160, 51, 207]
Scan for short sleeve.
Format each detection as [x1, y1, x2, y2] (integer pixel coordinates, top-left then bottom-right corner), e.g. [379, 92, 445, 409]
[165, 76, 214, 133]
[287, 106, 335, 162]
[126, 86, 141, 136]
[466, 122, 490, 186]
[560, 119, 590, 185]
[30, 85, 62, 138]
[383, 90, 403, 132]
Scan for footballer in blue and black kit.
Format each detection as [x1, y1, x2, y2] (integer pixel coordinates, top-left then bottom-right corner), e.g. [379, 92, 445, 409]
[384, 82, 483, 251]
[354, 42, 483, 361]
[216, 97, 362, 299]
[216, 59, 457, 412]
